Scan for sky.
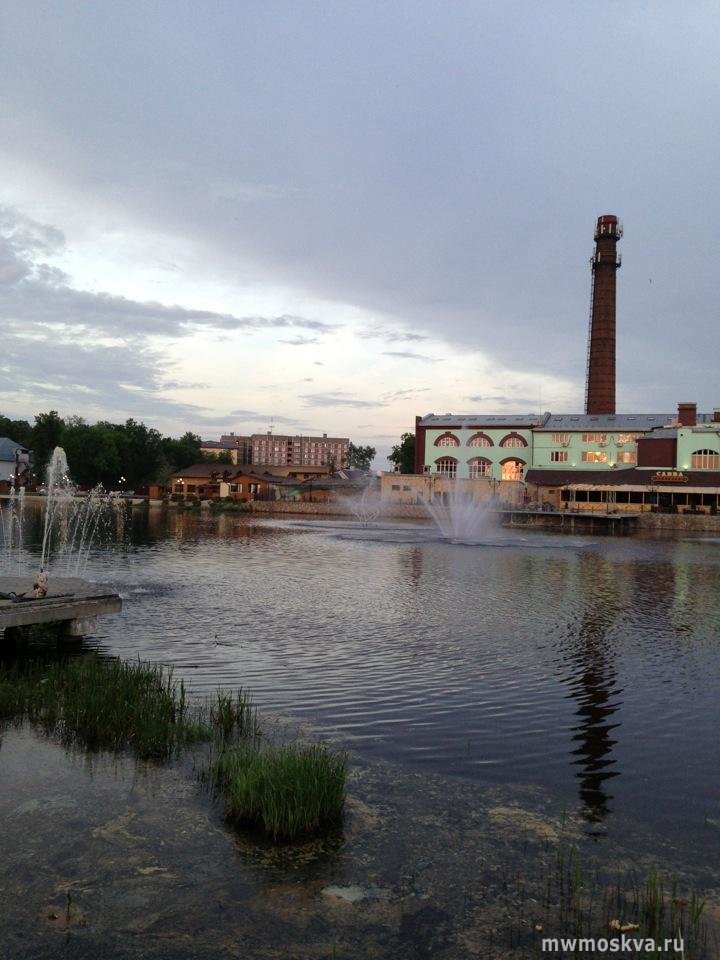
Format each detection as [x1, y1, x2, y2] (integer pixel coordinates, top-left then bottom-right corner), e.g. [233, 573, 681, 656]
[1, 1, 719, 465]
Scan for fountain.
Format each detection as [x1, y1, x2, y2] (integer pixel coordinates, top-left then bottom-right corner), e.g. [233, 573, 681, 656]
[1, 482, 26, 574]
[341, 484, 384, 527]
[1, 447, 123, 639]
[1, 447, 125, 577]
[421, 484, 497, 543]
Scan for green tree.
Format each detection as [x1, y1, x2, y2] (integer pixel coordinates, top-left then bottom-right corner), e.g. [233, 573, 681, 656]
[346, 443, 376, 470]
[387, 433, 416, 474]
[160, 432, 203, 476]
[31, 410, 66, 475]
[0, 415, 33, 447]
[118, 418, 164, 486]
[203, 449, 233, 465]
[61, 419, 123, 488]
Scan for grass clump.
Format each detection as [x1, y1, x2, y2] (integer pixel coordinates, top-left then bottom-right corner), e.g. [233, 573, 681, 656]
[212, 742, 347, 840]
[210, 689, 259, 742]
[0, 657, 208, 759]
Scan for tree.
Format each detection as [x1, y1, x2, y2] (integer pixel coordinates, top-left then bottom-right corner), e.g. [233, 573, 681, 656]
[0, 415, 33, 447]
[387, 433, 416, 474]
[203, 449, 233, 465]
[119, 418, 164, 486]
[61, 419, 123, 488]
[31, 410, 66, 475]
[160, 432, 203, 476]
[346, 443, 376, 471]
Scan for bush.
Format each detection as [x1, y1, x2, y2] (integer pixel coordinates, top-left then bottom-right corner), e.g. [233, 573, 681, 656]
[212, 742, 347, 840]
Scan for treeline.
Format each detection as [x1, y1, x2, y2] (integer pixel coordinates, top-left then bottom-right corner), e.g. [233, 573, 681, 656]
[0, 410, 223, 488]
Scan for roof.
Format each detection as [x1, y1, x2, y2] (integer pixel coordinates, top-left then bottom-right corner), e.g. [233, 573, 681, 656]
[526, 468, 720, 488]
[250, 433, 349, 442]
[170, 463, 299, 484]
[418, 413, 720, 433]
[200, 440, 239, 450]
[0, 437, 29, 461]
[418, 414, 545, 428]
[535, 414, 674, 431]
[170, 463, 230, 479]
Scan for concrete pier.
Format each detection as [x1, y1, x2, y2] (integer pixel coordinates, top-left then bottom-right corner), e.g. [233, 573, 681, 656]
[498, 508, 639, 535]
[1, 576, 121, 642]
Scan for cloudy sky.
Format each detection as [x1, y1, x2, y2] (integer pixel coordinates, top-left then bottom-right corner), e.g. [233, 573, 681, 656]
[1, 2, 718, 463]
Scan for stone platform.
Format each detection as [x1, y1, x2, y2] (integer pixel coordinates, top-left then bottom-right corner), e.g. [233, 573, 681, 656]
[1, 576, 122, 640]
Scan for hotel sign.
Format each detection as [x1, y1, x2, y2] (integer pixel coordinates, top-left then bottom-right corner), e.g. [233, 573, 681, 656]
[650, 471, 688, 484]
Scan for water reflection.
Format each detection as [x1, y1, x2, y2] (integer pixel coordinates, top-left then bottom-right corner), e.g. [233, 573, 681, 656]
[3, 507, 720, 859]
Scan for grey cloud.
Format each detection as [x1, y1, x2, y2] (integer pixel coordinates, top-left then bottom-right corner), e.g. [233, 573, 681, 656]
[466, 395, 540, 407]
[0, 209, 334, 339]
[0, 280, 335, 341]
[0, 328, 211, 426]
[2, 7, 719, 406]
[382, 387, 431, 401]
[277, 335, 320, 346]
[357, 327, 428, 343]
[382, 351, 441, 363]
[162, 379, 210, 390]
[229, 409, 309, 427]
[300, 392, 387, 409]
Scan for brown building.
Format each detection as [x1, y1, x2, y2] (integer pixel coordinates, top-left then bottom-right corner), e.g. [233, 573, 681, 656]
[200, 435, 253, 465]
[251, 432, 349, 470]
[169, 463, 290, 501]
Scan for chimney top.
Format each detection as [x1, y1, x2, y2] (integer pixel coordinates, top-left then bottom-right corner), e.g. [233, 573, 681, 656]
[677, 402, 697, 427]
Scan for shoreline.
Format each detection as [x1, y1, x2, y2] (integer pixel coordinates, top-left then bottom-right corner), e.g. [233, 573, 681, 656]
[5, 494, 720, 533]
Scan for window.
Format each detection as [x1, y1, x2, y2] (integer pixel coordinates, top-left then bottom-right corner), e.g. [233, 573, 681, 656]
[582, 451, 608, 463]
[550, 451, 568, 462]
[582, 433, 607, 443]
[402, 485, 412, 491]
[435, 457, 457, 477]
[501, 458, 525, 481]
[551, 433, 570, 444]
[617, 451, 636, 464]
[468, 457, 492, 478]
[467, 432, 493, 447]
[617, 433, 642, 444]
[691, 449, 720, 469]
[500, 433, 527, 448]
[435, 433, 460, 447]
[391, 484, 400, 491]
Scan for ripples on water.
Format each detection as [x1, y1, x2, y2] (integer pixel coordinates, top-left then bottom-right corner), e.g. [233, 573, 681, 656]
[6, 508, 720, 857]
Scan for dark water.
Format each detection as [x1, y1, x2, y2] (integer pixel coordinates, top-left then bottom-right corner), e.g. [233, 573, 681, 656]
[7, 508, 720, 865]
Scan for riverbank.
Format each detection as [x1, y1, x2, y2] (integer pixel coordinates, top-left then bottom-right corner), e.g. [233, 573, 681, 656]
[245, 500, 720, 533]
[3, 722, 719, 960]
[9, 493, 720, 533]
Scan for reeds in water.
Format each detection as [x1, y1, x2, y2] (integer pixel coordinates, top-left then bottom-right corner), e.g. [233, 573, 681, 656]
[211, 742, 347, 841]
[0, 657, 207, 759]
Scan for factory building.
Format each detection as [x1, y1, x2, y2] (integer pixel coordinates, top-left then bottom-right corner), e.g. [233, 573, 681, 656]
[397, 216, 720, 514]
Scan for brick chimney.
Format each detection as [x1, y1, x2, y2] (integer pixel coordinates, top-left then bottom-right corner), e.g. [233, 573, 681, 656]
[585, 215, 622, 415]
[677, 402, 697, 427]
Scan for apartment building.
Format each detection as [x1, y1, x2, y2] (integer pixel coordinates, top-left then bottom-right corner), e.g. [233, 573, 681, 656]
[251, 433, 349, 470]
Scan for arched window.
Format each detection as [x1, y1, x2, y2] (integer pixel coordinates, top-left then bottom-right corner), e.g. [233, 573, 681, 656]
[467, 432, 493, 447]
[468, 457, 492, 478]
[435, 456, 458, 477]
[500, 432, 528, 448]
[691, 449, 720, 469]
[434, 432, 460, 447]
[501, 457, 525, 481]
